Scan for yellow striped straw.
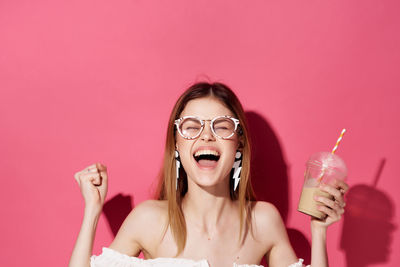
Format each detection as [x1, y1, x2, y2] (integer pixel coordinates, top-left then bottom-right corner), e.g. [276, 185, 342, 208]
[331, 129, 346, 154]
[317, 128, 347, 183]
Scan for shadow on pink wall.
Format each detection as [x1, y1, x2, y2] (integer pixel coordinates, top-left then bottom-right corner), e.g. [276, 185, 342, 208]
[103, 194, 134, 236]
[340, 160, 397, 267]
[246, 111, 311, 265]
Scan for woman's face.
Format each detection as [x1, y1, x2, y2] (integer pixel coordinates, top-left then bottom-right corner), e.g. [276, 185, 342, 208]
[175, 97, 240, 190]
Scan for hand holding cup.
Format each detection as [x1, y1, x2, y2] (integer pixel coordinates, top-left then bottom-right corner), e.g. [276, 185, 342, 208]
[311, 179, 349, 228]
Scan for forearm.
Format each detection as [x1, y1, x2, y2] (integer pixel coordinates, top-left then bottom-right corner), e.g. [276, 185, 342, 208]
[69, 207, 101, 267]
[310, 225, 328, 267]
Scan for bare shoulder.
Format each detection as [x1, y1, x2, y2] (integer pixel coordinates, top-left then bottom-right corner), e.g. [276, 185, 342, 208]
[125, 199, 168, 235]
[252, 201, 283, 225]
[130, 199, 168, 220]
[251, 201, 287, 242]
[250, 203, 297, 265]
[109, 200, 168, 256]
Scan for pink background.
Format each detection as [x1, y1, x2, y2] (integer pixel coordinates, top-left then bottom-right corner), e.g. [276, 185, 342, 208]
[0, 0, 399, 266]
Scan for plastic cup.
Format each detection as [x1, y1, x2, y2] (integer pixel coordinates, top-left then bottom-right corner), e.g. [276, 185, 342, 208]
[298, 152, 348, 219]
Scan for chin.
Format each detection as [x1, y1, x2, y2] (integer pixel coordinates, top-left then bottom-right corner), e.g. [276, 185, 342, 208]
[191, 173, 228, 189]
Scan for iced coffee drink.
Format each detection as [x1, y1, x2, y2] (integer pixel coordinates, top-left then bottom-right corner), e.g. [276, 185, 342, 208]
[298, 152, 347, 219]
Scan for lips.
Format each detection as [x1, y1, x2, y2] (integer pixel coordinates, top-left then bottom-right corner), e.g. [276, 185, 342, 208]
[193, 148, 220, 168]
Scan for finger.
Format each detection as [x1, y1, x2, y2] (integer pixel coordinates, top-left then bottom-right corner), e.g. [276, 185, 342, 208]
[318, 205, 341, 220]
[80, 173, 101, 186]
[96, 163, 108, 177]
[81, 164, 98, 173]
[334, 179, 349, 193]
[96, 162, 107, 172]
[92, 175, 101, 186]
[80, 169, 99, 176]
[75, 169, 98, 181]
[334, 182, 347, 206]
[337, 204, 345, 215]
[315, 195, 342, 210]
[74, 170, 92, 184]
[75, 164, 98, 178]
[96, 163, 108, 184]
[320, 184, 344, 204]
[330, 198, 345, 214]
[86, 165, 99, 173]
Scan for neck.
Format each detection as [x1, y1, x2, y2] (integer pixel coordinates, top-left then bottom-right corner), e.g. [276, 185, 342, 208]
[182, 178, 236, 231]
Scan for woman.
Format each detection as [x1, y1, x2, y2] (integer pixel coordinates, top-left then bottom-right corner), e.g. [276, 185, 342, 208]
[69, 82, 348, 267]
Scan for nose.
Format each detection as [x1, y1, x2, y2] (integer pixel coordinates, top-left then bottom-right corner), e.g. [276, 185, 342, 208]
[200, 121, 216, 142]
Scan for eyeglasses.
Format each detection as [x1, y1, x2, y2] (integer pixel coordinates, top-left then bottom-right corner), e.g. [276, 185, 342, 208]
[175, 115, 240, 140]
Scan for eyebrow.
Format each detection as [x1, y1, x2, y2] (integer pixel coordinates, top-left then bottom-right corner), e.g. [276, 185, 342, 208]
[179, 115, 235, 120]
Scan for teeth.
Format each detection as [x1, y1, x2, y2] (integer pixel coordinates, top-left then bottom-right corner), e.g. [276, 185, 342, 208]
[194, 150, 220, 157]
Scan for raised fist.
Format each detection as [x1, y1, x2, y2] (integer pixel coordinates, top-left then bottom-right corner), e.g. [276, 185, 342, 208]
[74, 163, 108, 213]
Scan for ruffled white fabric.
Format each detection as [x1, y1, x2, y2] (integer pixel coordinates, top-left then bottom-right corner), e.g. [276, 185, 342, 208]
[91, 247, 309, 267]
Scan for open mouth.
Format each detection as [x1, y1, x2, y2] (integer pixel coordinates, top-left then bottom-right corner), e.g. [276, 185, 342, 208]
[193, 150, 220, 168]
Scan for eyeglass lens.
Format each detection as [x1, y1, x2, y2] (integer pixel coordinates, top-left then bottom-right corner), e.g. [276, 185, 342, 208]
[179, 117, 236, 138]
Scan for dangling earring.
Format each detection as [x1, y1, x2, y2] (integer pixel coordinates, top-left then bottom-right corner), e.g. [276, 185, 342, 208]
[232, 151, 242, 191]
[175, 150, 181, 190]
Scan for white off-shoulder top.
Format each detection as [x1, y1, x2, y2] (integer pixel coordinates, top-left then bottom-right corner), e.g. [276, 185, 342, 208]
[91, 247, 310, 267]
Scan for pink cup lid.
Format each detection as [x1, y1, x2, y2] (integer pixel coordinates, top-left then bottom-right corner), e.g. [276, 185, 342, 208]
[307, 151, 348, 178]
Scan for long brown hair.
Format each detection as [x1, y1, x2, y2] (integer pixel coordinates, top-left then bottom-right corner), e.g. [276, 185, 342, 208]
[155, 82, 255, 255]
